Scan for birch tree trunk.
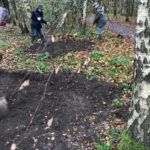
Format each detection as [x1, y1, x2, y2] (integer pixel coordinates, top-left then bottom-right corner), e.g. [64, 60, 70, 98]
[128, 0, 150, 147]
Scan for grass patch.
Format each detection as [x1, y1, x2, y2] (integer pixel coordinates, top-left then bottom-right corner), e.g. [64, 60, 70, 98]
[118, 131, 149, 150]
[112, 98, 123, 108]
[96, 130, 149, 150]
[14, 47, 27, 56]
[90, 50, 104, 61]
[109, 56, 129, 67]
[0, 41, 9, 48]
[36, 52, 50, 60]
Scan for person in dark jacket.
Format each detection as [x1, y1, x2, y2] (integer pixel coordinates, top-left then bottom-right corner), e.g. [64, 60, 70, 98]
[31, 5, 49, 45]
[93, 2, 107, 40]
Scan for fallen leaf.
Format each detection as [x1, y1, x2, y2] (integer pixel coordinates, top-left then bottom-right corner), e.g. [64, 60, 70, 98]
[19, 80, 30, 90]
[55, 66, 60, 74]
[84, 57, 91, 67]
[45, 117, 53, 129]
[51, 136, 55, 141]
[51, 35, 55, 43]
[10, 143, 17, 150]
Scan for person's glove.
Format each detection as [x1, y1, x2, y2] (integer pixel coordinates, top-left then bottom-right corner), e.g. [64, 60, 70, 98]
[37, 17, 41, 21]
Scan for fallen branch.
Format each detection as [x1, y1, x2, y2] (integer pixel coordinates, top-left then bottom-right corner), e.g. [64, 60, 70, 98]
[10, 72, 30, 99]
[27, 69, 54, 129]
[57, 11, 68, 28]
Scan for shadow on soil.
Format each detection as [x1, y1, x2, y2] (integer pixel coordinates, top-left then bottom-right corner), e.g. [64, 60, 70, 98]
[0, 69, 121, 150]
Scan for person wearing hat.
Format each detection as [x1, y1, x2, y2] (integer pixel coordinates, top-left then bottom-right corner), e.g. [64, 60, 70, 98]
[31, 5, 50, 45]
[93, 2, 107, 40]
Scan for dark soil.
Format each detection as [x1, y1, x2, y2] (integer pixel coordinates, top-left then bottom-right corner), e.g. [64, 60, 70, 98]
[28, 39, 94, 57]
[0, 69, 123, 150]
[0, 29, 130, 149]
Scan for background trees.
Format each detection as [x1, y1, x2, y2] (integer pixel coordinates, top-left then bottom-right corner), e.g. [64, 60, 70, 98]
[0, 0, 138, 33]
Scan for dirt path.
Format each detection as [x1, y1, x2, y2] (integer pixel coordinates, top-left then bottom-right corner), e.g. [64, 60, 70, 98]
[87, 16, 135, 39]
[0, 70, 127, 150]
[105, 21, 135, 39]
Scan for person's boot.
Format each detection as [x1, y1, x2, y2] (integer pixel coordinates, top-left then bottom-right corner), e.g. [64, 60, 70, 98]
[41, 36, 47, 45]
[30, 36, 35, 46]
[98, 35, 102, 41]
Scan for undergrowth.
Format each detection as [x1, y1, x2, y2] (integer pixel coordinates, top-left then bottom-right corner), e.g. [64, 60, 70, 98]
[96, 130, 149, 150]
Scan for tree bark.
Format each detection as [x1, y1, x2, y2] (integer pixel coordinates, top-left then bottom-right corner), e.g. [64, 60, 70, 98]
[125, 0, 130, 21]
[113, 0, 117, 17]
[128, 0, 150, 147]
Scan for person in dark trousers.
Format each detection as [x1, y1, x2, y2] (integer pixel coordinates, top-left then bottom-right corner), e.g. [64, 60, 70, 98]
[31, 5, 49, 45]
[93, 2, 107, 40]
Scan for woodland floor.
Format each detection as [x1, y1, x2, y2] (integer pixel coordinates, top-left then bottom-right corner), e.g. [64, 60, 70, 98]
[0, 69, 128, 150]
[0, 22, 134, 150]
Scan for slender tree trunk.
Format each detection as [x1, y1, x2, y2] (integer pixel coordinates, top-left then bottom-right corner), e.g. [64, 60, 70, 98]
[81, 0, 88, 34]
[113, 0, 117, 17]
[125, 0, 130, 21]
[128, 0, 150, 147]
[130, 0, 135, 16]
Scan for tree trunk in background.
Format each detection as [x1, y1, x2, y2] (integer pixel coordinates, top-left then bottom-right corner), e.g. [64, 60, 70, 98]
[81, 0, 88, 34]
[125, 0, 130, 21]
[9, 0, 31, 33]
[130, 0, 135, 16]
[113, 0, 117, 17]
[9, 0, 18, 26]
[128, 0, 150, 147]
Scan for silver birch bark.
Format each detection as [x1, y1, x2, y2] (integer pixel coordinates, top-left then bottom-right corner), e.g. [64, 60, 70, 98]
[128, 0, 150, 147]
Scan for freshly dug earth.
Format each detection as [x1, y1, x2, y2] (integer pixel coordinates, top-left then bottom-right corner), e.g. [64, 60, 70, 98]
[0, 69, 121, 150]
[28, 38, 94, 57]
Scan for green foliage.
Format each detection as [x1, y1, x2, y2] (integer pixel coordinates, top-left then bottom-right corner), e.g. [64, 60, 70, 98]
[96, 129, 120, 150]
[62, 65, 71, 72]
[120, 82, 130, 92]
[36, 52, 49, 60]
[112, 98, 123, 108]
[96, 130, 149, 150]
[108, 67, 122, 77]
[110, 56, 129, 66]
[85, 29, 97, 37]
[69, 60, 79, 65]
[118, 131, 149, 150]
[20, 56, 29, 61]
[90, 50, 104, 61]
[85, 69, 96, 79]
[0, 41, 9, 48]
[97, 144, 110, 150]
[108, 70, 115, 77]
[36, 61, 47, 72]
[48, 1, 66, 26]
[14, 47, 26, 56]
[97, 68, 105, 75]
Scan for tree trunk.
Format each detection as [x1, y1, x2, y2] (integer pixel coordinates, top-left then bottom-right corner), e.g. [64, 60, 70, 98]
[128, 0, 150, 147]
[113, 0, 117, 17]
[81, 0, 88, 34]
[125, 0, 130, 21]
